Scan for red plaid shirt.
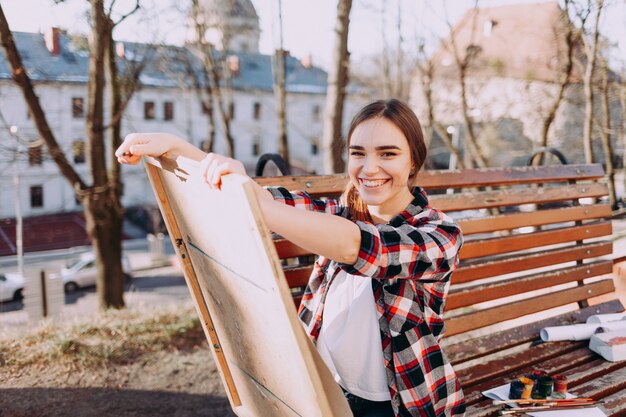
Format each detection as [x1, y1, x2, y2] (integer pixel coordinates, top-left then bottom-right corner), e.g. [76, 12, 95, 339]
[268, 187, 466, 417]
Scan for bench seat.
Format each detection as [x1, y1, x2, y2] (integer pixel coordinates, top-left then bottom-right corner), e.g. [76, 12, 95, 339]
[256, 163, 626, 416]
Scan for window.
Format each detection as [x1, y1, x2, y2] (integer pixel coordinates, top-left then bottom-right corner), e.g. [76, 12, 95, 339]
[311, 137, 319, 155]
[163, 101, 174, 121]
[228, 102, 235, 120]
[72, 140, 85, 164]
[312, 105, 321, 121]
[72, 97, 84, 118]
[28, 144, 42, 166]
[253, 102, 261, 120]
[144, 101, 155, 120]
[252, 136, 260, 157]
[30, 185, 43, 208]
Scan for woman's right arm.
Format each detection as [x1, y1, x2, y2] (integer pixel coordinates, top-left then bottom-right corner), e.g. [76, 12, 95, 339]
[115, 133, 207, 164]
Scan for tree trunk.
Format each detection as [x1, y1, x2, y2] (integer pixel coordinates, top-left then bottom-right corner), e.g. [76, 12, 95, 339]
[535, 0, 574, 166]
[582, 0, 603, 164]
[322, 0, 352, 174]
[394, 0, 404, 99]
[87, 0, 124, 309]
[274, 49, 289, 164]
[621, 82, 626, 206]
[448, 8, 488, 168]
[0, 3, 135, 310]
[104, 14, 126, 308]
[599, 62, 617, 208]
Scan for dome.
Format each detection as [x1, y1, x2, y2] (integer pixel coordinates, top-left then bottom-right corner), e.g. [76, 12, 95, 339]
[192, 0, 261, 53]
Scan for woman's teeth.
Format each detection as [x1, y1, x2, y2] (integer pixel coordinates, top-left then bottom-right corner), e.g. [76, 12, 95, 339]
[361, 179, 388, 187]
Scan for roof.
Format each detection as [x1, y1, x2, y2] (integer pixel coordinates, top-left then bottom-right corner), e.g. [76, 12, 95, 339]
[432, 1, 583, 82]
[0, 31, 328, 94]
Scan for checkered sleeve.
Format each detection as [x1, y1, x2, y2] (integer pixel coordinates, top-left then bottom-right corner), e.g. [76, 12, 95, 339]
[339, 208, 463, 280]
[266, 186, 343, 214]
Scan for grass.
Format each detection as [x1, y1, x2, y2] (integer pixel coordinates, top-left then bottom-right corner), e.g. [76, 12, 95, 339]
[0, 305, 206, 369]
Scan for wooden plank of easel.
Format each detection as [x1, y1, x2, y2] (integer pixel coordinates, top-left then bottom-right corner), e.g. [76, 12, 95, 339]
[145, 160, 241, 407]
[144, 156, 351, 417]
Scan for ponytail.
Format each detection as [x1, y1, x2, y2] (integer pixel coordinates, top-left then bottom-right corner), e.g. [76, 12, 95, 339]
[341, 182, 373, 223]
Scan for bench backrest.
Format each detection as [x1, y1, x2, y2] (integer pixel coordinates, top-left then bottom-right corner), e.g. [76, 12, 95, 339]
[255, 164, 618, 341]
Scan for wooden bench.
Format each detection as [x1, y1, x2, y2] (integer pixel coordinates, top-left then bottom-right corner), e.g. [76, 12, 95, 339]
[255, 163, 626, 417]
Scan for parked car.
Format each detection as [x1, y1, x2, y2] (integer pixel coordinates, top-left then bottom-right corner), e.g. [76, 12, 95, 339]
[0, 273, 24, 302]
[56, 252, 133, 293]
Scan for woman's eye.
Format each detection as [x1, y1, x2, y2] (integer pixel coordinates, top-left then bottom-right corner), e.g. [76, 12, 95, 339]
[381, 152, 396, 157]
[350, 151, 364, 157]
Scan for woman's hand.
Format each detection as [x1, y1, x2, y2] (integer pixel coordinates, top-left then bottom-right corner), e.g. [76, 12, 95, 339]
[199, 153, 247, 190]
[115, 133, 178, 164]
[116, 133, 207, 165]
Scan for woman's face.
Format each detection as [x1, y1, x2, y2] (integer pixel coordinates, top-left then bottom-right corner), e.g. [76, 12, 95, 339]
[347, 117, 414, 214]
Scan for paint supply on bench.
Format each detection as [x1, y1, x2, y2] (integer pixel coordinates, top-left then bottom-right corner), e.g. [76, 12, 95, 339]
[552, 374, 568, 399]
[497, 400, 602, 415]
[531, 375, 554, 399]
[508, 378, 534, 400]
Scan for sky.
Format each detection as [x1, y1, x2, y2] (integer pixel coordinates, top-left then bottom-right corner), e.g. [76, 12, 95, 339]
[1, 0, 625, 70]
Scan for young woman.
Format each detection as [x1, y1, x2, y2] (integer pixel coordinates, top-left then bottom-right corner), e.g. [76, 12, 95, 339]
[116, 99, 466, 417]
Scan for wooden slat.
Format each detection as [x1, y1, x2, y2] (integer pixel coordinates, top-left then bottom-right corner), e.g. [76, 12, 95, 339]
[458, 204, 610, 235]
[416, 164, 605, 188]
[255, 175, 348, 197]
[447, 261, 613, 310]
[460, 221, 611, 259]
[444, 299, 624, 364]
[454, 241, 613, 284]
[569, 363, 626, 406]
[458, 341, 585, 388]
[284, 266, 312, 288]
[431, 183, 608, 211]
[254, 164, 605, 193]
[445, 279, 616, 336]
[597, 389, 626, 416]
[274, 238, 310, 259]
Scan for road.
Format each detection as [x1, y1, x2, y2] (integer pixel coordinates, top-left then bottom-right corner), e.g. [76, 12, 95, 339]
[0, 266, 188, 315]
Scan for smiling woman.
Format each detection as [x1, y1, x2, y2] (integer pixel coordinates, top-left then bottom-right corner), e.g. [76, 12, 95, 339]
[115, 99, 465, 417]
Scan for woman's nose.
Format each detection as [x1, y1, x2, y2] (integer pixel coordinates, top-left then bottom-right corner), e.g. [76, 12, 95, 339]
[362, 156, 378, 174]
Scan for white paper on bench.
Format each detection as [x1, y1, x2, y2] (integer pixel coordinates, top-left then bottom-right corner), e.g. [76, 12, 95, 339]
[540, 321, 626, 342]
[482, 383, 607, 416]
[586, 314, 626, 324]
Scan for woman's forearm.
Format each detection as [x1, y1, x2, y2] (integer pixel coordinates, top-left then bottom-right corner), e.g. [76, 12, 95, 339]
[165, 134, 207, 161]
[259, 197, 361, 264]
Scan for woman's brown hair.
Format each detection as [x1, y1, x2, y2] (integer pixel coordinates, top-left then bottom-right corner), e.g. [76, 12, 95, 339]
[341, 99, 427, 222]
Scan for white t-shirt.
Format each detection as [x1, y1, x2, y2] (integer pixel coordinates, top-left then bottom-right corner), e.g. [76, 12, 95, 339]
[315, 271, 390, 401]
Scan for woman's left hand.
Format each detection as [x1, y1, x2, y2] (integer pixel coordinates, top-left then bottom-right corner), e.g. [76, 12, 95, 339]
[199, 153, 247, 190]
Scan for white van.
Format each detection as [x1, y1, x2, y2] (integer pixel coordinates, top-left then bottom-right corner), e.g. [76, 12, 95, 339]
[59, 252, 132, 292]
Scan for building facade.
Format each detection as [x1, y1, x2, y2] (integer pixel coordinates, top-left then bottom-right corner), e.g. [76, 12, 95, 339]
[409, 2, 624, 169]
[0, 0, 363, 218]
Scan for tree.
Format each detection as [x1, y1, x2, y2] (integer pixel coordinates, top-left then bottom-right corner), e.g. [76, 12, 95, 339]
[272, 0, 289, 165]
[414, 40, 465, 169]
[322, 0, 352, 174]
[533, 0, 576, 166]
[445, 3, 489, 168]
[0, 1, 143, 309]
[188, 0, 236, 158]
[580, 0, 604, 164]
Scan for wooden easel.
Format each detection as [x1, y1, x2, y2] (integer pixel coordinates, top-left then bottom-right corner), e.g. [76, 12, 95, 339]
[144, 156, 351, 417]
